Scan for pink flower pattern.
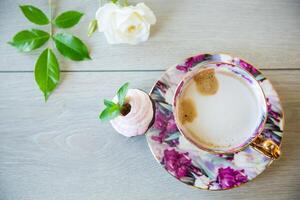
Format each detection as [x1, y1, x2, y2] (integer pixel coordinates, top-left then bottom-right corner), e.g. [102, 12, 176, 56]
[216, 167, 248, 189]
[163, 149, 202, 179]
[239, 59, 259, 75]
[151, 107, 179, 146]
[176, 54, 207, 72]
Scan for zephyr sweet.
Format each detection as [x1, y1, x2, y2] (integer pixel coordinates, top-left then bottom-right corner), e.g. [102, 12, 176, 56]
[110, 89, 154, 137]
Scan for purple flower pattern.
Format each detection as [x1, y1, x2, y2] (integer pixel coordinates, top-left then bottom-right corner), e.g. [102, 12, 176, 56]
[163, 149, 202, 179]
[239, 59, 259, 76]
[262, 98, 283, 145]
[176, 54, 206, 72]
[216, 167, 248, 189]
[151, 107, 179, 146]
[266, 98, 281, 122]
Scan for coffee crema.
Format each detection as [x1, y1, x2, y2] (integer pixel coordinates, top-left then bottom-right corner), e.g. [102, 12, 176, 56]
[178, 98, 197, 125]
[193, 68, 219, 95]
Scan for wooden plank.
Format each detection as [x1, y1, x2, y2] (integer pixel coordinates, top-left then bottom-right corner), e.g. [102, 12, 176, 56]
[0, 70, 299, 200]
[1, 0, 300, 71]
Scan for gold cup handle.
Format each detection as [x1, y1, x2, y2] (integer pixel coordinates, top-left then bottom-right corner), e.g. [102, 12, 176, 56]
[250, 136, 281, 159]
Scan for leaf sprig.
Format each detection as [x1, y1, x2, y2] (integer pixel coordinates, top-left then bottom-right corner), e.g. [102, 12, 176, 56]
[9, 3, 91, 101]
[99, 82, 130, 121]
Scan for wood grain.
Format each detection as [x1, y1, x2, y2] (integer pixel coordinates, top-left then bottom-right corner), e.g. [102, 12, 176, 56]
[0, 0, 300, 71]
[0, 71, 299, 200]
[1, 0, 300, 199]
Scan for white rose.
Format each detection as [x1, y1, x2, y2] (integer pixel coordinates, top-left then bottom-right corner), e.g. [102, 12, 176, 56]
[96, 3, 156, 45]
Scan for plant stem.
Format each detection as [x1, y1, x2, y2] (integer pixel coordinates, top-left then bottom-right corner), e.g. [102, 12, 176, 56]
[48, 0, 53, 36]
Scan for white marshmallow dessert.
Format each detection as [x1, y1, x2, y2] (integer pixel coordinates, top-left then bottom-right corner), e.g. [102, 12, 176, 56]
[110, 89, 154, 137]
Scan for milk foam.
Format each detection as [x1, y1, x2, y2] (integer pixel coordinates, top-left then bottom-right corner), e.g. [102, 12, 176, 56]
[179, 69, 265, 150]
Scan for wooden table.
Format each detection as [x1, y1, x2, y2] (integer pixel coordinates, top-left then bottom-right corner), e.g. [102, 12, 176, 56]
[0, 0, 299, 199]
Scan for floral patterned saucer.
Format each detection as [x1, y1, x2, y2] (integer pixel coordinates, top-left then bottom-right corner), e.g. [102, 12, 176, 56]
[145, 53, 284, 190]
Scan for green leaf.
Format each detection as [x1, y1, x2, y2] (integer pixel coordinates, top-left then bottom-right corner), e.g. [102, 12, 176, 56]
[117, 82, 129, 106]
[104, 99, 116, 107]
[99, 105, 120, 121]
[35, 48, 60, 101]
[88, 19, 98, 37]
[52, 33, 91, 61]
[53, 11, 84, 29]
[111, 0, 118, 4]
[20, 5, 49, 25]
[8, 29, 50, 52]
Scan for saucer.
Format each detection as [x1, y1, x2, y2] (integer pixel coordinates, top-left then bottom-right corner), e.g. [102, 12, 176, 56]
[145, 53, 284, 190]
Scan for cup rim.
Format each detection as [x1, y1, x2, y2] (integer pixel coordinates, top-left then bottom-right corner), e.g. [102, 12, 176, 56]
[173, 61, 268, 154]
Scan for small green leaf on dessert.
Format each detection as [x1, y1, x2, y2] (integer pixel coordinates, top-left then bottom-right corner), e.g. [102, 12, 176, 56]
[35, 48, 60, 101]
[88, 19, 98, 37]
[8, 29, 50, 52]
[53, 33, 91, 61]
[104, 99, 116, 107]
[99, 105, 120, 121]
[20, 5, 49, 25]
[117, 82, 129, 106]
[54, 11, 84, 28]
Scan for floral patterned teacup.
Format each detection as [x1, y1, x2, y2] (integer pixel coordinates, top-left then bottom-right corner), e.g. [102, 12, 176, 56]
[173, 62, 281, 159]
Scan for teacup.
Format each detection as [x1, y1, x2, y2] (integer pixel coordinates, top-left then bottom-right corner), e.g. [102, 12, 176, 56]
[173, 62, 280, 159]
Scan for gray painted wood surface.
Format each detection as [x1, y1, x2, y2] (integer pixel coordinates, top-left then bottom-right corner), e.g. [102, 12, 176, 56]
[1, 0, 300, 71]
[0, 0, 300, 200]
